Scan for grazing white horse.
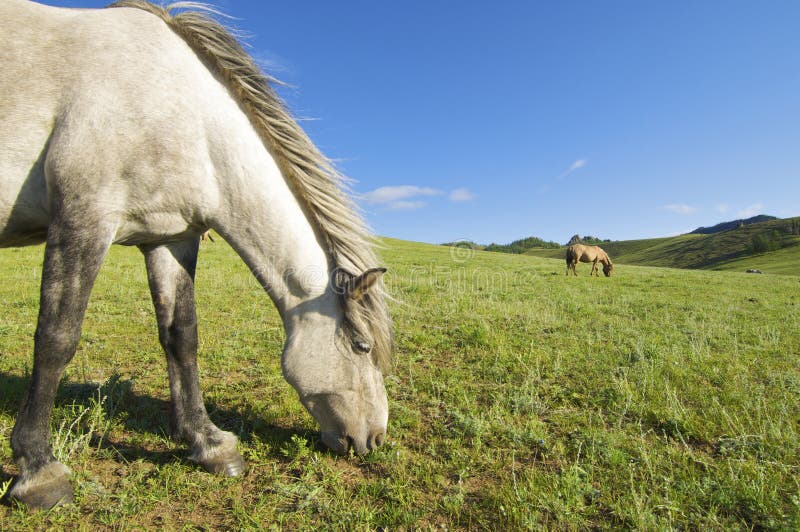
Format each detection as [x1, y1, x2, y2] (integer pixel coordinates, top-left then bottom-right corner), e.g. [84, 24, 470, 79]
[0, 0, 392, 509]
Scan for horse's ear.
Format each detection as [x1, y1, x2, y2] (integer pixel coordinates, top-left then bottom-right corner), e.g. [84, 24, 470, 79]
[337, 268, 386, 301]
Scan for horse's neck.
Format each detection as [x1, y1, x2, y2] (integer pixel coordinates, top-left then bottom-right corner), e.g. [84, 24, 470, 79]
[209, 117, 332, 318]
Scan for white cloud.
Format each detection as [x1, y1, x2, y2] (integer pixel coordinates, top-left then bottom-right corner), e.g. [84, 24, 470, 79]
[568, 159, 586, 172]
[714, 203, 729, 214]
[737, 202, 764, 218]
[360, 185, 443, 205]
[387, 200, 427, 210]
[557, 159, 587, 180]
[449, 188, 476, 202]
[661, 203, 697, 215]
[360, 184, 476, 210]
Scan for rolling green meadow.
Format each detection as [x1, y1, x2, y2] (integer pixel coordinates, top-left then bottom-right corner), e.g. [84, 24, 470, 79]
[0, 237, 798, 529]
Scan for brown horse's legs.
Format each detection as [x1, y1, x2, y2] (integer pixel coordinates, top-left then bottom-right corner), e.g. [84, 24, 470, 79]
[10, 218, 115, 509]
[140, 240, 244, 477]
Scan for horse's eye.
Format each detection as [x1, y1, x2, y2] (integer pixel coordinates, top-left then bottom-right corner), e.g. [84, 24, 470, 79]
[354, 341, 371, 354]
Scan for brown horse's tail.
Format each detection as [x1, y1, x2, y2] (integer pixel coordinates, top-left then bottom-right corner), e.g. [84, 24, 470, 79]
[566, 246, 576, 263]
[565, 246, 576, 275]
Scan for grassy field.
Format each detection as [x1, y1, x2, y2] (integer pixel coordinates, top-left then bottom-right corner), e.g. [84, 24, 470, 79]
[1, 238, 798, 529]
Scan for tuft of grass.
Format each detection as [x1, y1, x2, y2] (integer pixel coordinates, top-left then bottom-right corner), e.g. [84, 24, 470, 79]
[50, 376, 126, 464]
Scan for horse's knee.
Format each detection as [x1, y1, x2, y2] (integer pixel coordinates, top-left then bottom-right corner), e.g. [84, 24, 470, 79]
[33, 326, 81, 364]
[158, 320, 198, 354]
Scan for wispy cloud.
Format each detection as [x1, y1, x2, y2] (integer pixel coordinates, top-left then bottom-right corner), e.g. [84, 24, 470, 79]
[449, 188, 477, 202]
[557, 159, 587, 180]
[387, 200, 427, 211]
[360, 185, 443, 210]
[660, 203, 697, 215]
[737, 202, 764, 218]
[361, 186, 443, 204]
[360, 185, 476, 210]
[714, 203, 729, 214]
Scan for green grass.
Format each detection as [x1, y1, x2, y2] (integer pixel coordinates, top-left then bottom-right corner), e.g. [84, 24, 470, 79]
[710, 244, 800, 276]
[1, 238, 798, 529]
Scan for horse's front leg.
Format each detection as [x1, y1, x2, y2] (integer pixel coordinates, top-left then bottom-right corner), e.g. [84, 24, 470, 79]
[140, 240, 245, 477]
[9, 219, 114, 509]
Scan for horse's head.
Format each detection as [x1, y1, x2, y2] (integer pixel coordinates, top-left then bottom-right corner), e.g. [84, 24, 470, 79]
[281, 268, 389, 455]
[603, 263, 614, 277]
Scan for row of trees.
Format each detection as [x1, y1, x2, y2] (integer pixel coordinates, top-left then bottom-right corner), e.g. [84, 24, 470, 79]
[748, 230, 785, 254]
[567, 234, 611, 246]
[444, 233, 613, 255]
[747, 218, 800, 254]
[484, 236, 562, 254]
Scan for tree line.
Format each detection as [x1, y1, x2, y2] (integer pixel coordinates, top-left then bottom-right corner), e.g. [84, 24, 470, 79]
[484, 236, 562, 254]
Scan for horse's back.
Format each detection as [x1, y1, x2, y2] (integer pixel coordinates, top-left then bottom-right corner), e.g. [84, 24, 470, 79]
[567, 244, 605, 262]
[566, 244, 585, 261]
[1, 1, 243, 247]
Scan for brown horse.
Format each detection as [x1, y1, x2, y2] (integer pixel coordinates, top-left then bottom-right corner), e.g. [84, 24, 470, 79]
[566, 244, 614, 277]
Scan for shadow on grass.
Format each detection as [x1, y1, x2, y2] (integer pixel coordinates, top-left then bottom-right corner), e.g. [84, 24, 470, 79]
[0, 372, 316, 471]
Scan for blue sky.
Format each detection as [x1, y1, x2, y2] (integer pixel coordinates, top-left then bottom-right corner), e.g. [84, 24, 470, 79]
[42, 1, 800, 244]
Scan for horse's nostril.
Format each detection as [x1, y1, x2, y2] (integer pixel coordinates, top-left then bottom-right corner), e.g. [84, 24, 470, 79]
[366, 430, 385, 450]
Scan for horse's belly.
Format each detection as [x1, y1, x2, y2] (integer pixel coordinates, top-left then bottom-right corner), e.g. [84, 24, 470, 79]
[0, 166, 50, 247]
[113, 214, 202, 246]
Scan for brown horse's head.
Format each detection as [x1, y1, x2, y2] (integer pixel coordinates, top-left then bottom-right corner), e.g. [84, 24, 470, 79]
[603, 263, 614, 277]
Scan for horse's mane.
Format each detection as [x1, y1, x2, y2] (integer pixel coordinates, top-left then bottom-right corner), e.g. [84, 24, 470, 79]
[108, 1, 392, 370]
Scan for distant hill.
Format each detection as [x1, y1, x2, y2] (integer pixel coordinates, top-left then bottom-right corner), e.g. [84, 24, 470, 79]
[689, 215, 777, 235]
[522, 216, 800, 275]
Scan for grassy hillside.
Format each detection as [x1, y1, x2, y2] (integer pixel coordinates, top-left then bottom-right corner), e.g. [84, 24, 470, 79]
[1, 239, 798, 529]
[525, 217, 800, 275]
[710, 244, 800, 275]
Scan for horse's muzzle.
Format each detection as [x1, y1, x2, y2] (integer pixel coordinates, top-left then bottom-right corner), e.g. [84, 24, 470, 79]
[321, 429, 386, 455]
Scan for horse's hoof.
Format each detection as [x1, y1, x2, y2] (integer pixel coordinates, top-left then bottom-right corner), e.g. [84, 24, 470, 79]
[8, 462, 74, 510]
[198, 449, 246, 477]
